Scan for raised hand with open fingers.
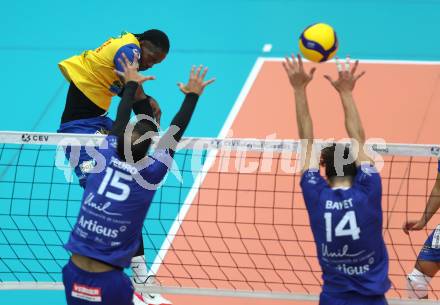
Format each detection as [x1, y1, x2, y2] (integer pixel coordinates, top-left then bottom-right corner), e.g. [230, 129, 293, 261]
[114, 52, 156, 84]
[177, 65, 215, 95]
[283, 53, 316, 90]
[324, 56, 366, 93]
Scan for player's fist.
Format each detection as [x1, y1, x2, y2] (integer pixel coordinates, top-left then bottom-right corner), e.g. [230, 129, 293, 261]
[402, 219, 426, 235]
[115, 53, 155, 84]
[177, 65, 215, 96]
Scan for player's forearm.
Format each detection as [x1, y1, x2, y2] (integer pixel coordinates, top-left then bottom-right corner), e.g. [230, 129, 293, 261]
[110, 81, 138, 136]
[170, 93, 199, 142]
[294, 89, 314, 140]
[340, 91, 366, 144]
[420, 181, 440, 225]
[156, 93, 199, 151]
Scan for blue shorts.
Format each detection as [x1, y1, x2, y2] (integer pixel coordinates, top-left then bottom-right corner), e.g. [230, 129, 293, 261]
[58, 116, 114, 188]
[418, 225, 440, 262]
[319, 291, 387, 305]
[62, 259, 134, 305]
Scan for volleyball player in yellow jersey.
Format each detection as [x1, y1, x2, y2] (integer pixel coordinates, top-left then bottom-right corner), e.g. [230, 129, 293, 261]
[57, 30, 171, 305]
[58, 29, 169, 186]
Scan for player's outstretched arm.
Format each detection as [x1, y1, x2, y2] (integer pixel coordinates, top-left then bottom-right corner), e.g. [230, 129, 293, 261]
[132, 87, 162, 125]
[403, 171, 440, 234]
[111, 53, 155, 137]
[156, 65, 215, 153]
[283, 54, 317, 172]
[324, 57, 368, 165]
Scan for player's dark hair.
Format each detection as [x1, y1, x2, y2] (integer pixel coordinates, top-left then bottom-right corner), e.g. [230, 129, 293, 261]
[135, 29, 170, 53]
[320, 144, 357, 180]
[117, 121, 158, 163]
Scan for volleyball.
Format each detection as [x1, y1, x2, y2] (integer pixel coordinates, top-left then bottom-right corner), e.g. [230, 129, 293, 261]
[299, 23, 338, 63]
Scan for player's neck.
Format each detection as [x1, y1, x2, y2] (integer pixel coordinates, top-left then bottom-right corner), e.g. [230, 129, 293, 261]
[329, 177, 352, 188]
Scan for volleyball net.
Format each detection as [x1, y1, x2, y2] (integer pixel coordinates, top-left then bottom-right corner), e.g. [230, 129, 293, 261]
[0, 131, 440, 304]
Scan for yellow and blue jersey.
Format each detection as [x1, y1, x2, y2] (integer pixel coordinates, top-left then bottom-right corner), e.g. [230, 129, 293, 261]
[59, 32, 141, 111]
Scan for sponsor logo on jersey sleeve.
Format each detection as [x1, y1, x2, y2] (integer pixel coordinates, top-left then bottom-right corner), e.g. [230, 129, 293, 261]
[133, 48, 140, 60]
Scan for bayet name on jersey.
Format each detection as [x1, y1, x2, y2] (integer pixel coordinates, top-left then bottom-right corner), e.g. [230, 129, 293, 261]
[325, 198, 353, 210]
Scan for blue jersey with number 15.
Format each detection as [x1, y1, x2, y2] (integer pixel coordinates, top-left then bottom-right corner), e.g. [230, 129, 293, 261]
[65, 135, 171, 268]
[300, 164, 391, 296]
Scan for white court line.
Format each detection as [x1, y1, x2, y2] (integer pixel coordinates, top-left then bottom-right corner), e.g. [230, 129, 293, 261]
[263, 56, 440, 65]
[148, 57, 266, 275]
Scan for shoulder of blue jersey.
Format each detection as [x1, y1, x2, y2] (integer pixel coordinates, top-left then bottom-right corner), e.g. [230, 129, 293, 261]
[359, 163, 378, 176]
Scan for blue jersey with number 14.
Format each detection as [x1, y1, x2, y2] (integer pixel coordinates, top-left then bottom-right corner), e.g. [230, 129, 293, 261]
[65, 135, 171, 268]
[300, 164, 390, 296]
